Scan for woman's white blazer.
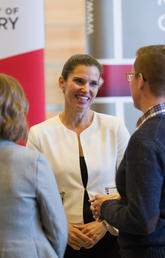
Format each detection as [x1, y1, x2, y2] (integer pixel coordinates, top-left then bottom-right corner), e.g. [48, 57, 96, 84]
[27, 112, 129, 224]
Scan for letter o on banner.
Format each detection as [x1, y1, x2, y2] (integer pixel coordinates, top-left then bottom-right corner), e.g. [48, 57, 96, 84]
[158, 14, 165, 31]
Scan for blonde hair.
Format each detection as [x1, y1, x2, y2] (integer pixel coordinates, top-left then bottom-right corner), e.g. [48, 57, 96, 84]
[0, 73, 28, 142]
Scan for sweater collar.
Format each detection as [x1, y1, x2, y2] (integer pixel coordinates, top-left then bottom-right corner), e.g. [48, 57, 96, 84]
[136, 103, 165, 130]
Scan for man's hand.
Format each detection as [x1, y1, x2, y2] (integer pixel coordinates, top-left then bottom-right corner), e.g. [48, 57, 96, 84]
[90, 193, 120, 220]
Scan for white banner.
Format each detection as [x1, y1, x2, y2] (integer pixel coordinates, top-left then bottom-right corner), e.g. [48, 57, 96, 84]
[0, 0, 44, 59]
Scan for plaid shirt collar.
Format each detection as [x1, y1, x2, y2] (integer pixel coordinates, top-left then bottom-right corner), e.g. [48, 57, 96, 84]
[136, 103, 165, 130]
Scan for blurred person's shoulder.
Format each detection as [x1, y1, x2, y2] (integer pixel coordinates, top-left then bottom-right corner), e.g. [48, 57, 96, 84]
[2, 141, 45, 167]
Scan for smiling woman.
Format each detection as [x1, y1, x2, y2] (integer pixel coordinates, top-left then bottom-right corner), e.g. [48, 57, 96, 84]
[27, 54, 130, 258]
[59, 64, 100, 118]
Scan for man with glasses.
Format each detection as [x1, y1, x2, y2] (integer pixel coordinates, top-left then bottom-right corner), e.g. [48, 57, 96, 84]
[91, 45, 165, 258]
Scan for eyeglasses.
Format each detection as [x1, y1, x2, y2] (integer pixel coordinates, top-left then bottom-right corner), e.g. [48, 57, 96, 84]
[126, 72, 137, 82]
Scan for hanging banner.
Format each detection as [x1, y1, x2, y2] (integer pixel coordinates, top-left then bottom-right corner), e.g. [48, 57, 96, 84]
[0, 0, 45, 127]
[86, 0, 165, 97]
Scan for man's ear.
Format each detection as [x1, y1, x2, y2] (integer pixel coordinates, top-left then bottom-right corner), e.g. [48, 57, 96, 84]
[138, 73, 145, 90]
[59, 76, 65, 92]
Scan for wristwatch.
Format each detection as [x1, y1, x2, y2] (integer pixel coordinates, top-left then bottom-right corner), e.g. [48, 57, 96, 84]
[102, 220, 119, 236]
[102, 220, 110, 231]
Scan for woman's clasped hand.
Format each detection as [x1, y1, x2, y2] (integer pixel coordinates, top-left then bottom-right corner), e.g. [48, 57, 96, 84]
[68, 221, 107, 250]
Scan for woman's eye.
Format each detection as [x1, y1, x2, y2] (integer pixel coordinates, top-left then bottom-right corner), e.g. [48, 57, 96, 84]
[90, 81, 98, 87]
[74, 78, 83, 85]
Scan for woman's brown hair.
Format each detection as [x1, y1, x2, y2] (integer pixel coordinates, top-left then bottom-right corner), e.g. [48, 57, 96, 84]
[61, 54, 103, 81]
[0, 73, 28, 143]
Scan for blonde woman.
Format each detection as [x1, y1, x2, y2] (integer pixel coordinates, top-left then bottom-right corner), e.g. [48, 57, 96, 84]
[0, 74, 68, 258]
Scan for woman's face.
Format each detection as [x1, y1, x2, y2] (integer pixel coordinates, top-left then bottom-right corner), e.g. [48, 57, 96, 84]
[59, 65, 100, 113]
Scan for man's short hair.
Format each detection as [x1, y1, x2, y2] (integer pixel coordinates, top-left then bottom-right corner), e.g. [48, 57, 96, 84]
[134, 45, 165, 96]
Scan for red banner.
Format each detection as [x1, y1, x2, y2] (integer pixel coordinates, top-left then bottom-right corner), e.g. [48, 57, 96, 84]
[98, 65, 132, 97]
